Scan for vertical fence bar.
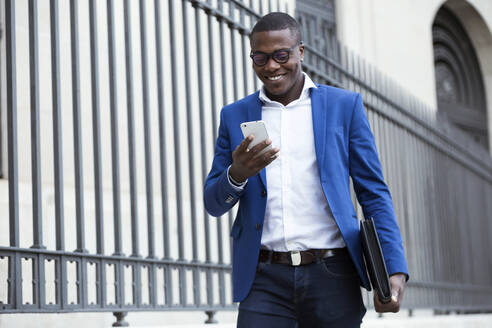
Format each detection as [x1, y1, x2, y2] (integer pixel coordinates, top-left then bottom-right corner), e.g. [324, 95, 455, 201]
[153, 0, 172, 307]
[138, 0, 157, 308]
[50, 0, 65, 250]
[49, 1, 67, 309]
[228, 3, 240, 299]
[106, 0, 124, 308]
[205, 0, 217, 306]
[88, 0, 106, 307]
[6, 0, 19, 249]
[0, 17, 2, 179]
[70, 0, 87, 254]
[123, 0, 140, 259]
[217, 0, 228, 306]
[29, 0, 45, 309]
[182, 0, 201, 306]
[240, 7, 249, 97]
[138, 0, 155, 260]
[38, 254, 45, 308]
[153, 0, 170, 260]
[28, 0, 45, 250]
[249, 7, 259, 91]
[194, 1, 211, 307]
[168, 0, 186, 305]
[106, 0, 123, 257]
[88, 0, 104, 255]
[340, 44, 348, 88]
[5, 0, 21, 310]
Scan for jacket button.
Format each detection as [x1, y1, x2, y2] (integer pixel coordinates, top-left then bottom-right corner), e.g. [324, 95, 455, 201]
[261, 190, 266, 197]
[255, 223, 261, 230]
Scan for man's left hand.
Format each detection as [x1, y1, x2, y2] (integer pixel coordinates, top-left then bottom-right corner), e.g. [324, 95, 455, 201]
[373, 273, 406, 313]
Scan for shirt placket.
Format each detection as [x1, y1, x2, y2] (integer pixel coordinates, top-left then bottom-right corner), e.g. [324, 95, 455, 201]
[281, 106, 294, 251]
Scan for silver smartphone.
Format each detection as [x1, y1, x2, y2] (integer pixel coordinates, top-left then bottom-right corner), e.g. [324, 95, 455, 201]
[240, 120, 273, 157]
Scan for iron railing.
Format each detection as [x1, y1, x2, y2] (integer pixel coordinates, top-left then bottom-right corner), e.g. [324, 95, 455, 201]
[1, 0, 491, 326]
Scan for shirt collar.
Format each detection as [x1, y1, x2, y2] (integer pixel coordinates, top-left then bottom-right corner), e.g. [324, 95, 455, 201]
[259, 72, 317, 105]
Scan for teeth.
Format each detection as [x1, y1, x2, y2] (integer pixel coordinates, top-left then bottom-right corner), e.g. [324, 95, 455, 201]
[267, 75, 282, 81]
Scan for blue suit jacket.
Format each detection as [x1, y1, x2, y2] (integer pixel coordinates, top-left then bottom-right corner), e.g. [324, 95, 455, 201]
[204, 84, 409, 302]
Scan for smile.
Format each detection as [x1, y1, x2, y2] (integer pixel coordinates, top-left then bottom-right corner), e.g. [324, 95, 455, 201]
[266, 74, 285, 81]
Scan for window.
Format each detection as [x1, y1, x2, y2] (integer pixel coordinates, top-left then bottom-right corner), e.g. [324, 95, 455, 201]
[433, 6, 488, 148]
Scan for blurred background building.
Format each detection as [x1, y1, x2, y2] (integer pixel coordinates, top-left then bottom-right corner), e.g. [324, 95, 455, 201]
[0, 0, 491, 327]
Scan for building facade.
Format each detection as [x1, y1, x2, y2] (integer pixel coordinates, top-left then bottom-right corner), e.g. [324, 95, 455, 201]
[337, 0, 492, 150]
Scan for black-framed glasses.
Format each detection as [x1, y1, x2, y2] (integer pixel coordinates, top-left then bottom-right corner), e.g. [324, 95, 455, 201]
[250, 42, 302, 66]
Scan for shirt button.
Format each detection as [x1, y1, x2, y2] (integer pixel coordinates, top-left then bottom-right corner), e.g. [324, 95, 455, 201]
[261, 190, 266, 197]
[255, 224, 261, 231]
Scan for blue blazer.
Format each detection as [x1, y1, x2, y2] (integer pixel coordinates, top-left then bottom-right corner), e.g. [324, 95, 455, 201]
[204, 84, 409, 302]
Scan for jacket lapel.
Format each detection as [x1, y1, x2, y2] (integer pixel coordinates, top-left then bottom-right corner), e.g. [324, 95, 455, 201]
[310, 86, 326, 180]
[247, 93, 267, 189]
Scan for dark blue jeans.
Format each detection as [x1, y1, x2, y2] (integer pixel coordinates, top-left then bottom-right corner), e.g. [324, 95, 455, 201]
[237, 250, 366, 328]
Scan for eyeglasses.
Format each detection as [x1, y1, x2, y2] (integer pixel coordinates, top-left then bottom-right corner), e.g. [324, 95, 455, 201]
[250, 42, 302, 66]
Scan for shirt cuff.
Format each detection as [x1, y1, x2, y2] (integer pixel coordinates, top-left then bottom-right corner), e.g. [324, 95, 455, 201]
[227, 165, 247, 191]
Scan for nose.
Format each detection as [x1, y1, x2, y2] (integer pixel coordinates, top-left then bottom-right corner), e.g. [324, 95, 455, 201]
[264, 56, 281, 72]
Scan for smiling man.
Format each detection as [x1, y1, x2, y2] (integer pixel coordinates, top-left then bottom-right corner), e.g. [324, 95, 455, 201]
[204, 12, 409, 328]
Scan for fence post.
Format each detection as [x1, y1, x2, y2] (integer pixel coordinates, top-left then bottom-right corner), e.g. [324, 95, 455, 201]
[113, 312, 129, 327]
[205, 310, 218, 324]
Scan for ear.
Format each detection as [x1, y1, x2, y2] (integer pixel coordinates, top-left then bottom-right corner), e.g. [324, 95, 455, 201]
[299, 43, 304, 61]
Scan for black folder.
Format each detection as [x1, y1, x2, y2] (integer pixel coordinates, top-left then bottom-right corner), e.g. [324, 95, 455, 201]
[360, 217, 392, 304]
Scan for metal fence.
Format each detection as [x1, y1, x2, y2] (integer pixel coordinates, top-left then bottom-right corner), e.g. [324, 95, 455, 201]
[1, 0, 492, 326]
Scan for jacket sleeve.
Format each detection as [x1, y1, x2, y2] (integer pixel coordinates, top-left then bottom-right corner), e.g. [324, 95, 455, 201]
[348, 94, 409, 281]
[203, 108, 245, 217]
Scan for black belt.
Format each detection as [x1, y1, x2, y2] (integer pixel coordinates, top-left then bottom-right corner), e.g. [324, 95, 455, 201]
[258, 248, 348, 266]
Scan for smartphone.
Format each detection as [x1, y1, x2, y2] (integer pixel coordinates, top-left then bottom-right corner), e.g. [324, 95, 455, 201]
[240, 120, 272, 157]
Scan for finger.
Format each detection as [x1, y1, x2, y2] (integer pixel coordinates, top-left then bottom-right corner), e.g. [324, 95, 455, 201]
[253, 148, 279, 164]
[234, 136, 254, 161]
[391, 291, 398, 303]
[264, 152, 279, 165]
[264, 147, 280, 158]
[391, 283, 403, 303]
[239, 135, 254, 152]
[389, 293, 400, 313]
[232, 144, 241, 157]
[249, 139, 272, 156]
[397, 285, 405, 303]
[252, 151, 279, 172]
[261, 147, 280, 163]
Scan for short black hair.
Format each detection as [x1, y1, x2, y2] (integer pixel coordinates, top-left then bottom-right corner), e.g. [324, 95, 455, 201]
[250, 12, 302, 43]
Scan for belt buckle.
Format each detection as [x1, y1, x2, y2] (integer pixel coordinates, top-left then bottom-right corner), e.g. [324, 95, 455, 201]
[290, 251, 301, 266]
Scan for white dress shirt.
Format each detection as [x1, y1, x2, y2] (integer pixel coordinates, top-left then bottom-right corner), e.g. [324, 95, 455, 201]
[229, 73, 346, 251]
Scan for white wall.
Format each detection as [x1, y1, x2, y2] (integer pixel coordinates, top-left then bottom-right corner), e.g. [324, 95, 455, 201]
[336, 0, 442, 109]
[336, 0, 492, 143]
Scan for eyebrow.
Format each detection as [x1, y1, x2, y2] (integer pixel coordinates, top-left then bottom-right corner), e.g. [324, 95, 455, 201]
[251, 47, 293, 54]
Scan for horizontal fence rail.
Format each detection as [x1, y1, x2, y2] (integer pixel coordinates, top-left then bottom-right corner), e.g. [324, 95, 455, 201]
[0, 0, 491, 325]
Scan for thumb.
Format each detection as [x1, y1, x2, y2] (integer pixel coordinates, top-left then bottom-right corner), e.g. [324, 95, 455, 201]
[391, 290, 399, 303]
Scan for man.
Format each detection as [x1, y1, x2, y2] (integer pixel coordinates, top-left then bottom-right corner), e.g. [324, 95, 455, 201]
[204, 12, 409, 327]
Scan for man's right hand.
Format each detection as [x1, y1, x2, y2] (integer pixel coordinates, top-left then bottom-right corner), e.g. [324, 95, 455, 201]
[229, 135, 280, 183]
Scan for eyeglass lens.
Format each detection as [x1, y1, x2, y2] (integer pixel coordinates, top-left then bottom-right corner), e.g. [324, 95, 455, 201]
[251, 49, 290, 66]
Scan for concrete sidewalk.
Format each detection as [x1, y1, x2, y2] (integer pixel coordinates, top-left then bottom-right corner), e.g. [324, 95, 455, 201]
[1, 310, 491, 327]
[135, 310, 492, 328]
[153, 314, 492, 328]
